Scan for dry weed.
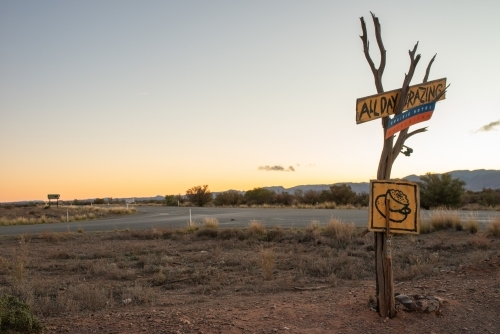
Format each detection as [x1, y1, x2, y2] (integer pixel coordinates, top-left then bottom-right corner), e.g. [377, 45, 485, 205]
[259, 247, 275, 280]
[419, 220, 432, 234]
[323, 219, 356, 244]
[487, 217, 500, 237]
[429, 210, 461, 231]
[464, 219, 479, 234]
[248, 220, 266, 236]
[203, 217, 219, 229]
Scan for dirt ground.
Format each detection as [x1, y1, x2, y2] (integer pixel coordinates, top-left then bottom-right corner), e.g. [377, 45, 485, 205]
[0, 222, 499, 334]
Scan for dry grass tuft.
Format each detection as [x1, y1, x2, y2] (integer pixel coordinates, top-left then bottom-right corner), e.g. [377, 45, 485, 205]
[9, 236, 30, 287]
[259, 247, 275, 280]
[464, 219, 479, 234]
[248, 220, 266, 236]
[203, 217, 219, 229]
[429, 210, 461, 231]
[306, 220, 321, 232]
[419, 220, 432, 234]
[487, 217, 500, 237]
[323, 219, 356, 243]
[186, 221, 200, 233]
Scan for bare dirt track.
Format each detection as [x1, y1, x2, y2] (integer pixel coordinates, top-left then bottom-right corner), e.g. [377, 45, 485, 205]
[0, 223, 499, 334]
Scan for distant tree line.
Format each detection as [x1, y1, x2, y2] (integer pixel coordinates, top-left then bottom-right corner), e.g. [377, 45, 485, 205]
[165, 184, 369, 208]
[164, 174, 500, 209]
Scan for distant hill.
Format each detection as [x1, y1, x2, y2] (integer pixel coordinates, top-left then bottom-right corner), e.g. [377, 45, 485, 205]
[3, 170, 498, 205]
[264, 183, 371, 195]
[262, 169, 499, 195]
[403, 169, 500, 192]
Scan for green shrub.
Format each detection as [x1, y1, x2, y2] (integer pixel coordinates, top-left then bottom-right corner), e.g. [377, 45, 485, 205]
[0, 295, 43, 333]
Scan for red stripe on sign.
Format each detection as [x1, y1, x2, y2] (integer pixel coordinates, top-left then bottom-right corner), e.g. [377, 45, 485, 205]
[385, 111, 433, 139]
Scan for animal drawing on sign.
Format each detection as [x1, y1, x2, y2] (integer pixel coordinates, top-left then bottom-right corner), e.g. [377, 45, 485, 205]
[375, 189, 411, 223]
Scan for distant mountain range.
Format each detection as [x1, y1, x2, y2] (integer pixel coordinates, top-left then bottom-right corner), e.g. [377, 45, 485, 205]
[261, 169, 500, 194]
[3, 170, 498, 205]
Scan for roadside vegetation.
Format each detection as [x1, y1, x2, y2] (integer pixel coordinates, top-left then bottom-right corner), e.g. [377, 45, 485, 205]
[0, 216, 498, 328]
[161, 173, 499, 210]
[170, 183, 370, 208]
[0, 205, 136, 227]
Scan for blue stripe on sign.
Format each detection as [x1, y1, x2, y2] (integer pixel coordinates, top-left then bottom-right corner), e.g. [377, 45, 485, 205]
[387, 102, 436, 129]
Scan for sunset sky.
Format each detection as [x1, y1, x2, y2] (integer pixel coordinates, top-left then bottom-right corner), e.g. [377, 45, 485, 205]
[1, 1, 499, 202]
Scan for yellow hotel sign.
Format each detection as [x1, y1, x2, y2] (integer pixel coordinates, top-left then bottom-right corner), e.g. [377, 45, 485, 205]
[368, 180, 420, 234]
[356, 78, 446, 124]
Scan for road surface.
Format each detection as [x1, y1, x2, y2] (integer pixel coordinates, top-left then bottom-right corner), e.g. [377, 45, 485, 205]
[0, 206, 499, 236]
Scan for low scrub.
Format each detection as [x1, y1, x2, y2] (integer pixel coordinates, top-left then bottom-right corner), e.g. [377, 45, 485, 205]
[487, 217, 500, 237]
[0, 205, 136, 227]
[0, 295, 43, 333]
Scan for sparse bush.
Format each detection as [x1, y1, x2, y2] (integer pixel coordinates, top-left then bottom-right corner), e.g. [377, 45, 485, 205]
[266, 227, 285, 242]
[244, 188, 275, 205]
[419, 173, 466, 209]
[186, 185, 213, 207]
[218, 228, 245, 240]
[487, 218, 500, 237]
[0, 295, 43, 333]
[329, 184, 357, 205]
[214, 191, 245, 206]
[196, 228, 218, 239]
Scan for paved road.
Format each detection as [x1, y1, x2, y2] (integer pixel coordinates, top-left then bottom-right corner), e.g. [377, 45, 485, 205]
[1, 206, 499, 236]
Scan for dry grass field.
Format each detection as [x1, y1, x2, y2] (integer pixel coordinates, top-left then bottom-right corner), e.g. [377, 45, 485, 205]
[0, 215, 499, 333]
[0, 205, 136, 226]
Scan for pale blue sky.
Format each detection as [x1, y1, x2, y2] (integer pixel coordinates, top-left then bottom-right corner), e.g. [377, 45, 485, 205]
[1, 1, 499, 201]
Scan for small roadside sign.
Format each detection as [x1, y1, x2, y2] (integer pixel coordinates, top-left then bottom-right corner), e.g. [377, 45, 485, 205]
[47, 194, 61, 207]
[368, 180, 420, 234]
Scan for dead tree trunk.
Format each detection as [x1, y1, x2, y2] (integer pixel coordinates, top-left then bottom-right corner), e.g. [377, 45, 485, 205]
[359, 12, 436, 318]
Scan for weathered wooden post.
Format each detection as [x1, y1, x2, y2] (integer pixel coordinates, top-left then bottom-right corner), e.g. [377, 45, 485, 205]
[356, 12, 448, 318]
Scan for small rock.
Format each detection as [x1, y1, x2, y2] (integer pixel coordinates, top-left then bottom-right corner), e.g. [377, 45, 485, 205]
[425, 300, 440, 313]
[395, 294, 417, 311]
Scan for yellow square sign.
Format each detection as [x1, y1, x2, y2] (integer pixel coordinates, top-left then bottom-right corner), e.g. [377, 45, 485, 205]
[368, 180, 420, 234]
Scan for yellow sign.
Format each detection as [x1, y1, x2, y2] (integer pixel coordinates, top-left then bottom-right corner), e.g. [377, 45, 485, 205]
[356, 78, 446, 124]
[368, 180, 420, 234]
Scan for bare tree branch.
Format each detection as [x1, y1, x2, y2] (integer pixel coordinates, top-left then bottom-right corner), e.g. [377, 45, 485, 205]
[390, 43, 421, 162]
[360, 14, 385, 94]
[423, 54, 436, 83]
[405, 127, 428, 140]
[370, 12, 386, 79]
